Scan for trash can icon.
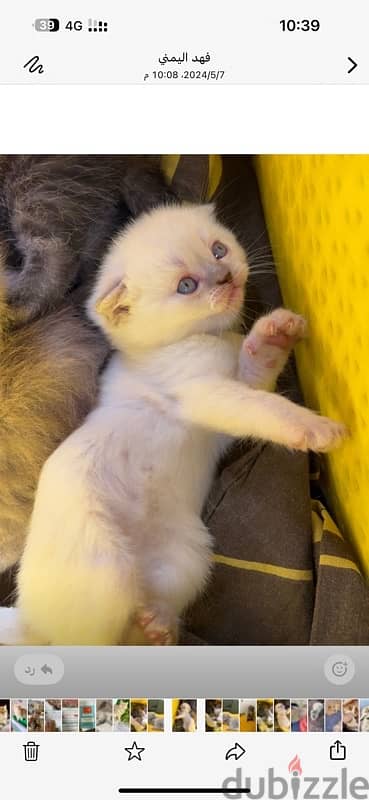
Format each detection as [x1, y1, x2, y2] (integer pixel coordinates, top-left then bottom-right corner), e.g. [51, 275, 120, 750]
[23, 741, 39, 762]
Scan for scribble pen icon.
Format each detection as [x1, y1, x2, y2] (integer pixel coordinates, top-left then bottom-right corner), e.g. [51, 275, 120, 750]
[23, 56, 44, 74]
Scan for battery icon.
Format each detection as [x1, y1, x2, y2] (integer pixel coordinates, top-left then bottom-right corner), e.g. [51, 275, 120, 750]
[34, 18, 60, 32]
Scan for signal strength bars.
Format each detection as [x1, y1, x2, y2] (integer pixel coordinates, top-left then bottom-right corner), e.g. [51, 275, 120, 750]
[88, 19, 108, 32]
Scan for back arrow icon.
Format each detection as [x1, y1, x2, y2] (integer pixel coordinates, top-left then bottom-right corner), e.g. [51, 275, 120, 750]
[225, 743, 246, 761]
[347, 57, 358, 74]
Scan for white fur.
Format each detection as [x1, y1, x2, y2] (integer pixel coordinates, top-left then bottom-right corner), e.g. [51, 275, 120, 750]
[16, 333, 238, 644]
[3, 204, 346, 646]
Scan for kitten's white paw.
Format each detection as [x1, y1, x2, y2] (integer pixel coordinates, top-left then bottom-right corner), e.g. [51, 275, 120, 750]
[286, 412, 348, 453]
[245, 308, 307, 355]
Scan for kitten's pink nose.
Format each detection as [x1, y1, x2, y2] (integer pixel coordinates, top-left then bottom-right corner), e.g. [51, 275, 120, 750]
[216, 270, 232, 285]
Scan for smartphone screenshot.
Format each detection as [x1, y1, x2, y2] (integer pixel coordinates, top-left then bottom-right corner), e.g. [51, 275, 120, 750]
[0, 1, 369, 798]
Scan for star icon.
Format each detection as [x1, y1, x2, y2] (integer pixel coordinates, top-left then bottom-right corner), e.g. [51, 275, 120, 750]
[124, 741, 145, 762]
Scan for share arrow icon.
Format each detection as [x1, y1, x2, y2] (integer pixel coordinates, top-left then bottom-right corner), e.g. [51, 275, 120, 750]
[225, 743, 246, 761]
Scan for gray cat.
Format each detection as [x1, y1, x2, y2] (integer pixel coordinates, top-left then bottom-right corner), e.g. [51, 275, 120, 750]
[0, 155, 175, 323]
[0, 155, 175, 573]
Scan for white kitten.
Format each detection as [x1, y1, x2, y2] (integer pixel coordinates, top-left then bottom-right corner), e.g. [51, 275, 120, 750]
[3, 203, 346, 645]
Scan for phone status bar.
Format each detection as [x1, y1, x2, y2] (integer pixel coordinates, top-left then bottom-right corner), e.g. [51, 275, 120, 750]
[0, 1, 368, 84]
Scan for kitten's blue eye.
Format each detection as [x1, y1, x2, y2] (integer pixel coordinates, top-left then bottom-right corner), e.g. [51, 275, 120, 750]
[177, 277, 199, 294]
[212, 241, 228, 259]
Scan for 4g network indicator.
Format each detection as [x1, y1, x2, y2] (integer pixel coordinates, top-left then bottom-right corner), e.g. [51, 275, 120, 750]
[33, 18, 109, 33]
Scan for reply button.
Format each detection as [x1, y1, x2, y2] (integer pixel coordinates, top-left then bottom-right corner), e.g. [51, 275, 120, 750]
[14, 654, 64, 685]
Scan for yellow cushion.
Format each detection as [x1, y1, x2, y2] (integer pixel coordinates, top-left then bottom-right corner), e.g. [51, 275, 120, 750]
[161, 155, 222, 198]
[256, 155, 369, 571]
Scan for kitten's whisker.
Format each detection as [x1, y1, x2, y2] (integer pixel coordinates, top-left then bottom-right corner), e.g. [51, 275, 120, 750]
[249, 271, 278, 278]
[249, 266, 277, 273]
[249, 264, 276, 271]
[213, 174, 241, 204]
[246, 242, 272, 257]
[248, 255, 276, 264]
[244, 229, 270, 253]
[248, 255, 275, 263]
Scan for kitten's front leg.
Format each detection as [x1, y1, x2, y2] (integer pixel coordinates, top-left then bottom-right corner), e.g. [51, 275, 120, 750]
[239, 308, 306, 391]
[176, 376, 347, 452]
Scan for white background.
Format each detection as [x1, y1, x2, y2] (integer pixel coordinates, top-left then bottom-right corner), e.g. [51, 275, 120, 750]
[0, 728, 368, 798]
[1, 85, 369, 153]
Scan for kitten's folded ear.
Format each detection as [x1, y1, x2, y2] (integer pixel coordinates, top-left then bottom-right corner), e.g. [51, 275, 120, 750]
[95, 281, 130, 325]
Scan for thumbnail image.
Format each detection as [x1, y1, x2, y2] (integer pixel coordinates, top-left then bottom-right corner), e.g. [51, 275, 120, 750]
[172, 699, 197, 732]
[96, 699, 113, 732]
[240, 700, 256, 732]
[359, 700, 369, 732]
[325, 700, 342, 733]
[45, 699, 62, 732]
[114, 699, 130, 732]
[308, 699, 325, 732]
[257, 699, 274, 732]
[205, 699, 223, 732]
[223, 699, 240, 732]
[62, 699, 79, 732]
[274, 699, 291, 732]
[147, 700, 165, 732]
[0, 699, 10, 732]
[11, 699, 28, 732]
[79, 699, 96, 732]
[342, 699, 359, 732]
[131, 699, 148, 733]
[291, 700, 308, 732]
[28, 700, 45, 732]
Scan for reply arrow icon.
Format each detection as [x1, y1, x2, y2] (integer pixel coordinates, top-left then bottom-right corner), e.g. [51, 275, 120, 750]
[225, 743, 246, 761]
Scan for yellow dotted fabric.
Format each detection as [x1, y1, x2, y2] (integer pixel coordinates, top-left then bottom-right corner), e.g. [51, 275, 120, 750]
[256, 155, 369, 572]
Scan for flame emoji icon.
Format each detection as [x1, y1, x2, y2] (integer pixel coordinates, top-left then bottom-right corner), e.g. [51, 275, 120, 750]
[288, 755, 302, 775]
[288, 755, 302, 798]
